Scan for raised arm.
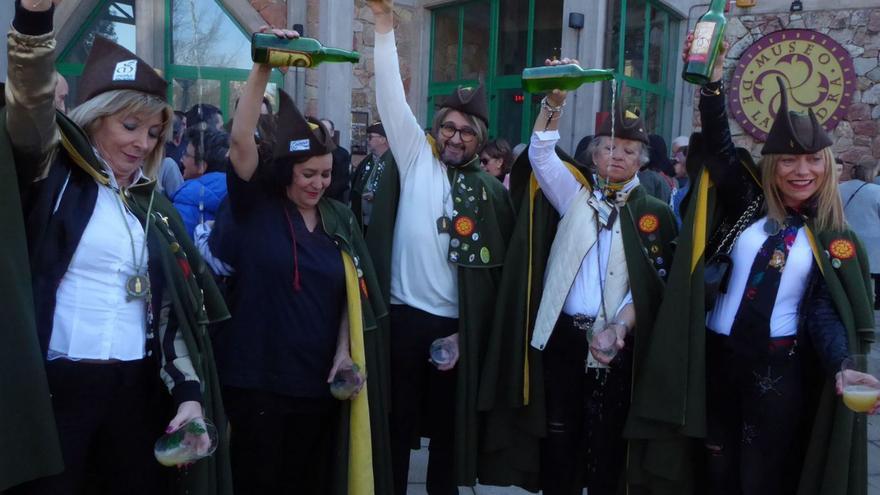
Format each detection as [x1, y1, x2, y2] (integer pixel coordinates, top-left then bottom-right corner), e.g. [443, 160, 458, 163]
[6, 0, 61, 183]
[368, 0, 430, 176]
[526, 58, 584, 215]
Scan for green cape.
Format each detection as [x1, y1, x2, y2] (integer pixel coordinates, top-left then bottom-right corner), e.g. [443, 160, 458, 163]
[316, 198, 394, 495]
[362, 148, 515, 486]
[626, 134, 875, 494]
[477, 148, 677, 492]
[1, 110, 234, 494]
[0, 110, 65, 490]
[350, 149, 400, 306]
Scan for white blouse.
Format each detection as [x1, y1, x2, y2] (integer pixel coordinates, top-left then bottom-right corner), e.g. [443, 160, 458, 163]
[48, 181, 148, 361]
[706, 216, 814, 337]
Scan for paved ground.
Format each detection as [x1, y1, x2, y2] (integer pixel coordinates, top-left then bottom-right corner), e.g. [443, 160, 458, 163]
[406, 313, 880, 495]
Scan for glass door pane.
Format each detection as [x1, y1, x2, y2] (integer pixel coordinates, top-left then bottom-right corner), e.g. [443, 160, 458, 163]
[495, 88, 527, 144]
[461, 2, 490, 81]
[170, 0, 252, 70]
[623, 1, 646, 80]
[61, 0, 137, 64]
[173, 78, 221, 114]
[532, 0, 563, 65]
[647, 8, 667, 85]
[497, 0, 530, 75]
[431, 7, 459, 83]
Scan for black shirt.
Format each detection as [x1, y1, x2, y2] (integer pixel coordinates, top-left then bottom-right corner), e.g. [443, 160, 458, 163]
[212, 170, 346, 398]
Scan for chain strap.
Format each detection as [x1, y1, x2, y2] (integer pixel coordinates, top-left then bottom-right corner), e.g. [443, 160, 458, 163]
[715, 195, 763, 256]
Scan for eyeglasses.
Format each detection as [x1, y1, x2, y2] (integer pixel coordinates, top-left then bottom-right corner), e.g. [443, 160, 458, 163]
[439, 122, 477, 143]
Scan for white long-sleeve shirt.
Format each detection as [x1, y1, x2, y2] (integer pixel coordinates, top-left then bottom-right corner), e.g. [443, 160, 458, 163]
[706, 217, 812, 337]
[375, 30, 458, 318]
[528, 130, 632, 318]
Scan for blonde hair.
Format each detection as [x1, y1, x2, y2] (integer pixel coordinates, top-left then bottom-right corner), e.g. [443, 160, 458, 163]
[761, 147, 845, 232]
[68, 90, 172, 179]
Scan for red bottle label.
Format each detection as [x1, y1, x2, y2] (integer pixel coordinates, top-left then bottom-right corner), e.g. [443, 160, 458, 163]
[687, 21, 717, 63]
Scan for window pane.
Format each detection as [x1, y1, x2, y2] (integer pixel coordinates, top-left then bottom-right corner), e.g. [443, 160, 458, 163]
[623, 1, 646, 80]
[532, 0, 563, 66]
[495, 89, 526, 144]
[62, 0, 137, 64]
[431, 8, 459, 83]
[461, 3, 490, 81]
[173, 78, 221, 115]
[171, 0, 252, 70]
[603, 1, 621, 71]
[643, 91, 660, 134]
[647, 8, 666, 85]
[497, 0, 529, 75]
[228, 81, 278, 116]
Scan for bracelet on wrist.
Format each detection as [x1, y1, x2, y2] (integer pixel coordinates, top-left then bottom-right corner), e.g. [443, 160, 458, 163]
[700, 80, 724, 97]
[540, 95, 566, 114]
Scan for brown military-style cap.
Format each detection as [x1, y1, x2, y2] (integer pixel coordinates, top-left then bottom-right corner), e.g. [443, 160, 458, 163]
[272, 90, 336, 161]
[366, 121, 386, 137]
[77, 36, 167, 105]
[436, 84, 489, 126]
[595, 99, 649, 145]
[761, 77, 832, 155]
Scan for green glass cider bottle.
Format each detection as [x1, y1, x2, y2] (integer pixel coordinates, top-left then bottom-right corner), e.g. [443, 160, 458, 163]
[251, 33, 360, 68]
[682, 0, 729, 85]
[521, 64, 614, 93]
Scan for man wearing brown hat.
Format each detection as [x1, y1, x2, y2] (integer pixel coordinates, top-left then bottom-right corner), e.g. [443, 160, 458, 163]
[350, 121, 393, 234]
[367, 1, 515, 493]
[477, 60, 676, 494]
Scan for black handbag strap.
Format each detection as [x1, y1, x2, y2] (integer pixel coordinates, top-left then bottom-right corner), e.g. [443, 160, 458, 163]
[715, 195, 763, 256]
[843, 182, 869, 211]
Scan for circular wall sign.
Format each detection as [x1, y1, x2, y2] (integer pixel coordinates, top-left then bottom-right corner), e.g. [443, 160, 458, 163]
[729, 29, 856, 141]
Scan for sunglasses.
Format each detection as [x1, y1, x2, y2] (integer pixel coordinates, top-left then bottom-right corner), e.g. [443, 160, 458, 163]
[439, 122, 477, 143]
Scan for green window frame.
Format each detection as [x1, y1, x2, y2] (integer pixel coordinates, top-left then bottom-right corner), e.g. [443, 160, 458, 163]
[606, 0, 681, 142]
[56, 0, 282, 118]
[56, 0, 137, 86]
[427, 0, 563, 145]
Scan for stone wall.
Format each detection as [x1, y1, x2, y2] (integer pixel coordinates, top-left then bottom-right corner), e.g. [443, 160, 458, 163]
[352, 1, 418, 135]
[701, 7, 880, 165]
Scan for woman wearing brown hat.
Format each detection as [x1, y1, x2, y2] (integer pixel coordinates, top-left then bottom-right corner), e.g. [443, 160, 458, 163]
[626, 37, 879, 493]
[2, 1, 230, 494]
[209, 27, 391, 494]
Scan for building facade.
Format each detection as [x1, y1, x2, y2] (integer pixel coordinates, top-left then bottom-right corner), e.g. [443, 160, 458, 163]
[0, 0, 877, 163]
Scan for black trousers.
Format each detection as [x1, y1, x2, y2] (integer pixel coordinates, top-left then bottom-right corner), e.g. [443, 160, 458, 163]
[704, 332, 807, 495]
[223, 387, 340, 495]
[7, 359, 169, 495]
[540, 314, 633, 495]
[388, 304, 458, 495]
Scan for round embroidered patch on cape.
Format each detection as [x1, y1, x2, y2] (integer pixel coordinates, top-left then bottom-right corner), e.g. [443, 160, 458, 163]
[829, 239, 855, 260]
[454, 216, 475, 236]
[638, 214, 659, 234]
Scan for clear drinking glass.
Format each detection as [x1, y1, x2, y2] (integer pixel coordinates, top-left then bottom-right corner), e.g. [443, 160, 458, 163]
[154, 417, 218, 467]
[589, 325, 619, 361]
[840, 355, 880, 413]
[330, 363, 366, 400]
[430, 337, 459, 368]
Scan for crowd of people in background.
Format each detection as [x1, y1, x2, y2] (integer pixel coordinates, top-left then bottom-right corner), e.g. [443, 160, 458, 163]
[3, 0, 880, 494]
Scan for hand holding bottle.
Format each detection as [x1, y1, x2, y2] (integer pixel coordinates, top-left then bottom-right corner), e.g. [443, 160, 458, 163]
[366, 0, 393, 15]
[542, 57, 580, 106]
[682, 33, 728, 85]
